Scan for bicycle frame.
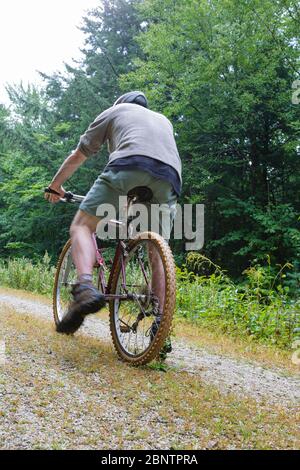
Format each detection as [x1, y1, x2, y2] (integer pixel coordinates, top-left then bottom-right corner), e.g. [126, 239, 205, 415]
[92, 232, 148, 303]
[58, 190, 149, 304]
[92, 232, 124, 300]
[51, 188, 175, 363]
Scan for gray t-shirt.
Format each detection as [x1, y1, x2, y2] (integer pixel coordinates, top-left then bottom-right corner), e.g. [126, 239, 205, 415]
[77, 103, 182, 182]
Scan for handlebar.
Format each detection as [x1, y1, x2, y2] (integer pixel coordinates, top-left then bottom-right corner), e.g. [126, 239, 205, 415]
[44, 187, 85, 203]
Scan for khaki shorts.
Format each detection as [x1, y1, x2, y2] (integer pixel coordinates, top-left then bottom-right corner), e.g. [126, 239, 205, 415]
[80, 169, 177, 239]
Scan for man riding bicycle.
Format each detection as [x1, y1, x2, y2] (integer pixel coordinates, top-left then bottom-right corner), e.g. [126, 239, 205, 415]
[45, 91, 182, 339]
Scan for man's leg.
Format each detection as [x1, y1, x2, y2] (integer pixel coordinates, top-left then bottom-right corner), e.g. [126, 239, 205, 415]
[56, 209, 105, 334]
[70, 209, 100, 279]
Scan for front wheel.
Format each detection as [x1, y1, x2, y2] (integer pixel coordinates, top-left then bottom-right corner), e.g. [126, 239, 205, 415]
[109, 232, 176, 366]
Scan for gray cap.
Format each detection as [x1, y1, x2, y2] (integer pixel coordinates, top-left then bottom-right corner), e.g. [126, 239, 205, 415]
[113, 91, 148, 108]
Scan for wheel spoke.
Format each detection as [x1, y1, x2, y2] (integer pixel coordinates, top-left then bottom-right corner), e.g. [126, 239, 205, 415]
[111, 239, 166, 358]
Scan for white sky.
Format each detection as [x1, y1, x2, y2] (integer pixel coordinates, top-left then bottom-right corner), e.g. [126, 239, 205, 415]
[0, 0, 101, 104]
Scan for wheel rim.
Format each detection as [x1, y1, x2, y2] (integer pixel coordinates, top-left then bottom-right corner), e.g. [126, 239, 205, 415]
[56, 246, 77, 322]
[113, 241, 164, 358]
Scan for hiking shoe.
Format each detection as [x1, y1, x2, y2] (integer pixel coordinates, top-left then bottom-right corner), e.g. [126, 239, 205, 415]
[56, 283, 106, 335]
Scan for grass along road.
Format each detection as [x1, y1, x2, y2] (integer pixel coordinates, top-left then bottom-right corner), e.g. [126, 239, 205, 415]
[0, 287, 299, 449]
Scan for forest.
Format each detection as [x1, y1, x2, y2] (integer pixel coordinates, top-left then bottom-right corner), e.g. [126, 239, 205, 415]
[0, 0, 299, 346]
[1, 0, 300, 452]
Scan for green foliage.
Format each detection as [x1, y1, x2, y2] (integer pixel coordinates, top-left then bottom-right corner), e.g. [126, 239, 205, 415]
[0, 0, 299, 332]
[0, 0, 144, 262]
[0, 254, 298, 348]
[186, 252, 223, 277]
[121, 0, 300, 275]
[0, 253, 55, 296]
[176, 257, 300, 348]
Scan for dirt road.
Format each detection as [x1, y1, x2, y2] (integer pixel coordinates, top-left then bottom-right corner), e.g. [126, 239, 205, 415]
[0, 288, 299, 449]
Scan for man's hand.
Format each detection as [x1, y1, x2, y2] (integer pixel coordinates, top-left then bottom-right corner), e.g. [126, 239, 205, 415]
[44, 185, 65, 204]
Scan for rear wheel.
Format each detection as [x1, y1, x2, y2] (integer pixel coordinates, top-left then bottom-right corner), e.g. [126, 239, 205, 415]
[53, 239, 102, 326]
[109, 232, 176, 365]
[53, 239, 76, 326]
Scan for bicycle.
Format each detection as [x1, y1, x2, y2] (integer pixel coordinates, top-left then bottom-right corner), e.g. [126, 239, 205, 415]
[48, 187, 176, 366]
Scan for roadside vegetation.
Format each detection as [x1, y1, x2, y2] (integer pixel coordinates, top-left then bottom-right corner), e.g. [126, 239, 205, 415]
[1, 253, 299, 349]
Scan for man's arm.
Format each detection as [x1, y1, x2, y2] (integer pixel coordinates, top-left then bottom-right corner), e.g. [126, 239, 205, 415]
[45, 108, 112, 203]
[45, 149, 87, 203]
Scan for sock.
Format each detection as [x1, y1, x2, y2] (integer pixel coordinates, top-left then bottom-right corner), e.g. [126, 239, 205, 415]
[77, 274, 93, 285]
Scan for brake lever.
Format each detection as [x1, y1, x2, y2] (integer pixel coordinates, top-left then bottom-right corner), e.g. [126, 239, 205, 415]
[63, 191, 74, 202]
[44, 188, 74, 202]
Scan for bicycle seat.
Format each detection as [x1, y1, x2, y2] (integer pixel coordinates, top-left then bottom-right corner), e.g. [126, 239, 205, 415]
[127, 186, 153, 203]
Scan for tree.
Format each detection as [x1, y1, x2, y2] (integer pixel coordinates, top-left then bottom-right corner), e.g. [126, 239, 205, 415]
[121, 0, 300, 274]
[0, 0, 145, 260]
